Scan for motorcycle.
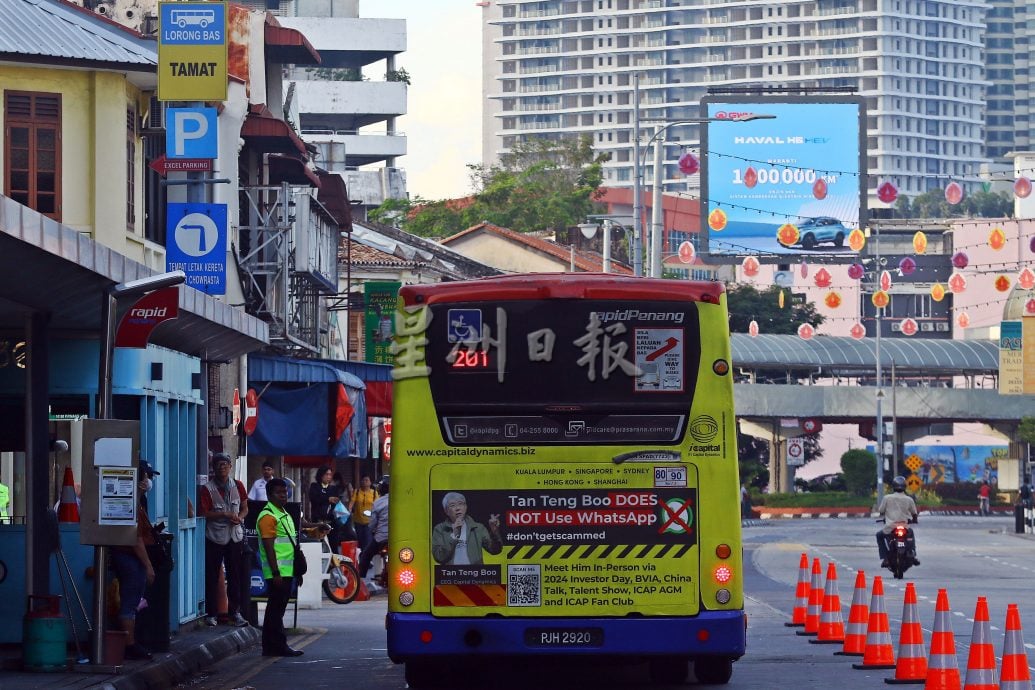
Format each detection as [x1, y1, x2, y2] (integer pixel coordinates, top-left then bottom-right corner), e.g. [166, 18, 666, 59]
[878, 518, 918, 579]
[322, 535, 361, 604]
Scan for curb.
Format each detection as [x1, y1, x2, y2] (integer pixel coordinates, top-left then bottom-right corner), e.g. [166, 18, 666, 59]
[750, 507, 1014, 520]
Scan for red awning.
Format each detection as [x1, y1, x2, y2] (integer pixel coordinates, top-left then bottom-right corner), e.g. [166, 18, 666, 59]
[241, 105, 307, 156]
[268, 153, 320, 188]
[265, 15, 321, 66]
[364, 381, 392, 417]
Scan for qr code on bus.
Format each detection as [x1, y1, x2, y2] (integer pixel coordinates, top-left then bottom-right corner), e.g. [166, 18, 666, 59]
[507, 564, 541, 607]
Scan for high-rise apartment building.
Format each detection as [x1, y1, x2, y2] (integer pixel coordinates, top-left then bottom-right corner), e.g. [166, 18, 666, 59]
[985, 0, 1031, 161]
[482, 0, 987, 204]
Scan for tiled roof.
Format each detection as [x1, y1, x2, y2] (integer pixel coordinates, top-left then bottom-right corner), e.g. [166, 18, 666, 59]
[345, 240, 411, 266]
[0, 0, 156, 66]
[442, 222, 634, 274]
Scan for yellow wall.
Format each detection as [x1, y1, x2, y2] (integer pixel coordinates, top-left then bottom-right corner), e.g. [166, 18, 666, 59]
[0, 65, 154, 264]
[445, 233, 568, 273]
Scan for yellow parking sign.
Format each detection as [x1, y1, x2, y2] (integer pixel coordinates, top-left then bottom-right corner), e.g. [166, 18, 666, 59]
[158, 3, 228, 102]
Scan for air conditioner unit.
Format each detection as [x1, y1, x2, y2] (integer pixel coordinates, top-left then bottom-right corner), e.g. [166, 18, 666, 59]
[920, 322, 934, 331]
[935, 322, 949, 331]
[890, 322, 902, 332]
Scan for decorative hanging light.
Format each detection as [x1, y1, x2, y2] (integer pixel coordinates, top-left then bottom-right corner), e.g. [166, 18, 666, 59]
[850, 322, 866, 339]
[813, 178, 828, 200]
[945, 181, 964, 205]
[989, 227, 1006, 251]
[748, 320, 759, 337]
[1016, 176, 1032, 199]
[872, 290, 890, 308]
[778, 289, 785, 309]
[957, 311, 970, 328]
[814, 267, 832, 288]
[799, 259, 809, 279]
[741, 255, 760, 277]
[708, 208, 727, 231]
[877, 181, 898, 204]
[951, 251, 969, 269]
[847, 263, 865, 280]
[900, 318, 918, 336]
[677, 150, 699, 176]
[1018, 267, 1035, 290]
[912, 231, 928, 255]
[898, 257, 917, 275]
[995, 275, 1012, 292]
[797, 323, 815, 340]
[1030, 236, 1035, 254]
[848, 228, 866, 252]
[743, 167, 758, 188]
[824, 291, 842, 309]
[777, 223, 800, 246]
[930, 283, 946, 302]
[948, 273, 967, 294]
[879, 270, 892, 291]
[1026, 298, 1035, 316]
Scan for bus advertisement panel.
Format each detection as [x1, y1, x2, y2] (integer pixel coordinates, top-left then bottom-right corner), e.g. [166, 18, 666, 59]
[386, 275, 744, 687]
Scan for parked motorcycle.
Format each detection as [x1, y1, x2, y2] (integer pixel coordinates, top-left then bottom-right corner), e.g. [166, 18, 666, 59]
[878, 519, 918, 579]
[322, 536, 361, 604]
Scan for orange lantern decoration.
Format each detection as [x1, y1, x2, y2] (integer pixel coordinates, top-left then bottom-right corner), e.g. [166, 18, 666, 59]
[813, 267, 832, 288]
[824, 291, 842, 309]
[945, 181, 964, 205]
[879, 270, 892, 291]
[797, 323, 815, 340]
[708, 208, 727, 231]
[813, 178, 828, 200]
[989, 227, 1006, 251]
[930, 283, 946, 302]
[741, 255, 760, 277]
[948, 272, 967, 294]
[850, 322, 866, 339]
[748, 320, 759, 337]
[778, 289, 785, 309]
[957, 311, 970, 328]
[777, 223, 800, 247]
[900, 318, 918, 336]
[995, 275, 1012, 292]
[912, 231, 928, 255]
[848, 228, 866, 252]
[1018, 267, 1035, 290]
[872, 290, 890, 308]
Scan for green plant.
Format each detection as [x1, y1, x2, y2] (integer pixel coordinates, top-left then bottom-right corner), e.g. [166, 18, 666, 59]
[385, 68, 411, 85]
[841, 449, 877, 496]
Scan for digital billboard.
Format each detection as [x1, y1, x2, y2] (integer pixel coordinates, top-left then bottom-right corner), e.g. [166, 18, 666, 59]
[700, 96, 867, 257]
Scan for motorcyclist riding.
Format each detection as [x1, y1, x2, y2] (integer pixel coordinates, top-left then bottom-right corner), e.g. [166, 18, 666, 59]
[876, 476, 920, 568]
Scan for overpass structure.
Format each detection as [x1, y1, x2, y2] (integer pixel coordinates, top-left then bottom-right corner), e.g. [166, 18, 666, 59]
[729, 334, 1035, 492]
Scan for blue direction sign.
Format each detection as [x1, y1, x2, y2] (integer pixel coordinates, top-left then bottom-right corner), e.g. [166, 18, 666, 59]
[166, 203, 227, 295]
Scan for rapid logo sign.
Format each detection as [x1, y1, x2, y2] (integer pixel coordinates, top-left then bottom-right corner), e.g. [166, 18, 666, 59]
[166, 203, 227, 294]
[115, 287, 180, 348]
[157, 2, 227, 102]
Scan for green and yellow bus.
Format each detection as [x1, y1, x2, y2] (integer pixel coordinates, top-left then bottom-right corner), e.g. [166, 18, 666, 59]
[386, 274, 745, 687]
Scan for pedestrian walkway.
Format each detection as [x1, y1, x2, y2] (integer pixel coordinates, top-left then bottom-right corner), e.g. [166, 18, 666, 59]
[0, 623, 258, 690]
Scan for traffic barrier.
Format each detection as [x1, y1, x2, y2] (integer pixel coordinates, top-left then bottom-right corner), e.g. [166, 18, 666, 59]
[924, 588, 961, 690]
[57, 466, 79, 523]
[885, 582, 927, 684]
[1000, 603, 1032, 690]
[786, 552, 809, 627]
[962, 597, 996, 690]
[836, 570, 869, 656]
[810, 562, 845, 644]
[797, 557, 823, 637]
[852, 575, 896, 670]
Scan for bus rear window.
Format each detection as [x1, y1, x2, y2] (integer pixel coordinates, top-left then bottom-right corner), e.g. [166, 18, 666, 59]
[422, 299, 702, 445]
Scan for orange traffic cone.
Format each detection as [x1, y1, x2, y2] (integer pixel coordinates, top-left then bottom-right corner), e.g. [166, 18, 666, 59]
[885, 582, 927, 684]
[962, 597, 996, 690]
[837, 570, 869, 656]
[810, 562, 845, 644]
[924, 588, 961, 690]
[787, 552, 810, 627]
[798, 558, 824, 636]
[1000, 603, 1032, 690]
[852, 575, 896, 670]
[58, 466, 79, 523]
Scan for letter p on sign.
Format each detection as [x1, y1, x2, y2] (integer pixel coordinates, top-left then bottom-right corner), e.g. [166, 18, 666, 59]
[167, 107, 218, 159]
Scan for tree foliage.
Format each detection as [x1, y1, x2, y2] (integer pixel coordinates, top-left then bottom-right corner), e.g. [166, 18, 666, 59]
[1018, 417, 1035, 445]
[889, 189, 1013, 219]
[726, 283, 825, 337]
[841, 449, 877, 496]
[369, 136, 607, 238]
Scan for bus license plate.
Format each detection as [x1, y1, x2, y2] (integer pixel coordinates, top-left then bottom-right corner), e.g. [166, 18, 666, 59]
[525, 627, 604, 648]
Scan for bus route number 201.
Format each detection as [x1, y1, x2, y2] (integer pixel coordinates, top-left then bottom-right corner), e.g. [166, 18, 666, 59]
[654, 466, 687, 488]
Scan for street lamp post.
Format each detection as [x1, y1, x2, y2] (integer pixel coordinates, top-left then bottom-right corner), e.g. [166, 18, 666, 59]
[579, 217, 628, 273]
[634, 113, 775, 278]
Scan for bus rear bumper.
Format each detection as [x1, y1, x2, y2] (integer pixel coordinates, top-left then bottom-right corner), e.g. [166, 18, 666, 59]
[387, 610, 746, 662]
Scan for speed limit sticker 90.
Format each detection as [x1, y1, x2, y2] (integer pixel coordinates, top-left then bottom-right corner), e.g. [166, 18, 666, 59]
[654, 466, 687, 488]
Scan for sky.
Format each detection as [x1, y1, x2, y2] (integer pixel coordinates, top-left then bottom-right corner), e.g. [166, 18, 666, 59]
[373, 1, 483, 201]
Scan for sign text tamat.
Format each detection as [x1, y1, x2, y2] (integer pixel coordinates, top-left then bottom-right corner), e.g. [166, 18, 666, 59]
[157, 2, 228, 102]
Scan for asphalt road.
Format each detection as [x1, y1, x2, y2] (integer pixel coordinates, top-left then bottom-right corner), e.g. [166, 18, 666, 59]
[179, 515, 1034, 689]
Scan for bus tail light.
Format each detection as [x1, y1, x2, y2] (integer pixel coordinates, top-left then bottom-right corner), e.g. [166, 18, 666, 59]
[712, 359, 730, 376]
[713, 565, 733, 584]
[715, 544, 732, 559]
[399, 591, 415, 606]
[716, 589, 732, 605]
[397, 567, 418, 588]
[420, 630, 433, 644]
[398, 548, 414, 563]
[697, 628, 710, 642]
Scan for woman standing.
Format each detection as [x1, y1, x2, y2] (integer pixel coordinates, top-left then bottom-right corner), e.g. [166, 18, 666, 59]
[308, 466, 342, 540]
[110, 461, 158, 660]
[349, 475, 378, 550]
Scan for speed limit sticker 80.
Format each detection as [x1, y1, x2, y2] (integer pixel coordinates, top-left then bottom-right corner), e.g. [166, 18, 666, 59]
[654, 466, 687, 488]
